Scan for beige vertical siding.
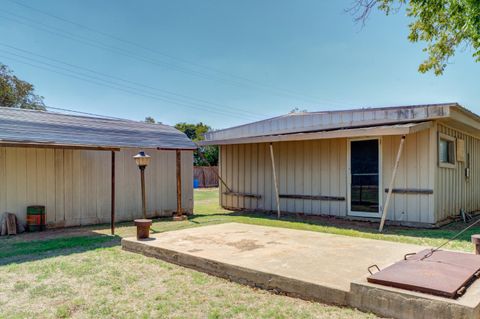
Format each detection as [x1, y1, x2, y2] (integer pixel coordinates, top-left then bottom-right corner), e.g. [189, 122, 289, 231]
[381, 130, 435, 224]
[435, 124, 480, 221]
[219, 128, 435, 224]
[220, 140, 349, 216]
[0, 147, 193, 227]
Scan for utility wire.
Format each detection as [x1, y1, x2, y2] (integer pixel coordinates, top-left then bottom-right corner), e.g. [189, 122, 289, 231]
[0, 12, 242, 86]
[0, 12, 284, 119]
[0, 52, 258, 121]
[43, 105, 126, 120]
[6, 0, 354, 106]
[1, 6, 357, 108]
[421, 217, 480, 260]
[0, 43, 268, 119]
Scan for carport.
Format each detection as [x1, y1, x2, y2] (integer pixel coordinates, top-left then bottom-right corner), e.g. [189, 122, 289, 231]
[0, 107, 196, 233]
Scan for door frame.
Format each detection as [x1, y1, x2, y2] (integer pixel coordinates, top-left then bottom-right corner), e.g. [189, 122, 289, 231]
[347, 137, 383, 218]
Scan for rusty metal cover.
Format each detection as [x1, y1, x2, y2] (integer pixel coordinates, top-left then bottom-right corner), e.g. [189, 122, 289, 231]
[367, 249, 480, 298]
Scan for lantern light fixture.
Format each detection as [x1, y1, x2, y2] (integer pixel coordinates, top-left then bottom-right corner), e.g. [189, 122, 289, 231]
[133, 151, 151, 219]
[133, 151, 151, 169]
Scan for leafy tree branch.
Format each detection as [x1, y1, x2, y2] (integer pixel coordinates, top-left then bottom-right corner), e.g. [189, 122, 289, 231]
[348, 0, 480, 75]
[0, 63, 45, 110]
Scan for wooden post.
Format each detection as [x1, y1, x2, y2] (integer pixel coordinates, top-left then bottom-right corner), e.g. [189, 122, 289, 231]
[472, 235, 480, 255]
[202, 169, 206, 188]
[111, 151, 115, 235]
[379, 135, 406, 232]
[269, 143, 281, 219]
[6, 213, 17, 235]
[176, 149, 182, 216]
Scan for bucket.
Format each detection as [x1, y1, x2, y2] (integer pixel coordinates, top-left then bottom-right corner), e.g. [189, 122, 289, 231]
[193, 179, 199, 189]
[26, 206, 46, 232]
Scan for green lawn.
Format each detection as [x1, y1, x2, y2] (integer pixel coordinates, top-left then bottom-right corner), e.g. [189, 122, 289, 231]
[0, 188, 478, 318]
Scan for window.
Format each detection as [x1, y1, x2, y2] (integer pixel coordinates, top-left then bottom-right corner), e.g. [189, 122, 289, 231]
[438, 133, 455, 168]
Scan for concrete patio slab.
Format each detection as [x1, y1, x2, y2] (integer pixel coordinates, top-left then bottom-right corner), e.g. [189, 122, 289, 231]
[122, 222, 480, 319]
[351, 276, 480, 319]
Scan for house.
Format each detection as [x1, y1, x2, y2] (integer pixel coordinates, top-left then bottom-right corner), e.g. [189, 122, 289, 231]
[200, 103, 480, 227]
[0, 107, 196, 229]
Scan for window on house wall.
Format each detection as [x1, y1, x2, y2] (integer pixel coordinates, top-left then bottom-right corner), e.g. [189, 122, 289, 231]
[438, 133, 456, 168]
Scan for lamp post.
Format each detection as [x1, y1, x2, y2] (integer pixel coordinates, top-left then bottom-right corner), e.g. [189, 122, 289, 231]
[133, 151, 151, 219]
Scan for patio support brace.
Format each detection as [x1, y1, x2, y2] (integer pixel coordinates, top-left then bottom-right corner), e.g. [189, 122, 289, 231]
[196, 144, 232, 193]
[111, 150, 116, 235]
[269, 143, 281, 219]
[379, 135, 406, 232]
[176, 149, 183, 216]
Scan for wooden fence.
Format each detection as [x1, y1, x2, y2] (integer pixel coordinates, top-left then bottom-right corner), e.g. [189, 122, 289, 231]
[194, 166, 219, 188]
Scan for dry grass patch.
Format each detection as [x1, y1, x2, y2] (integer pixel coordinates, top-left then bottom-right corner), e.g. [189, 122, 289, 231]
[1, 188, 478, 318]
[0, 245, 374, 319]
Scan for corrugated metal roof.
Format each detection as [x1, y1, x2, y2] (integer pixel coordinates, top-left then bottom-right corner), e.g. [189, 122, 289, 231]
[0, 107, 196, 150]
[204, 103, 475, 142]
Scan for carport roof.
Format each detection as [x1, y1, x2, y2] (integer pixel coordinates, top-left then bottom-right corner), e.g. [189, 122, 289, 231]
[199, 121, 433, 145]
[200, 103, 480, 145]
[0, 107, 196, 150]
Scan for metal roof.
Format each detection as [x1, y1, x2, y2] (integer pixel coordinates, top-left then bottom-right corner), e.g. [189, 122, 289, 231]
[199, 121, 432, 146]
[0, 107, 196, 150]
[203, 103, 477, 143]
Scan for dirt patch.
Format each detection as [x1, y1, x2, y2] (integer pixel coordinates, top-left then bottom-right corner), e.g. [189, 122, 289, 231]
[226, 239, 264, 252]
[266, 240, 285, 245]
[183, 235, 226, 245]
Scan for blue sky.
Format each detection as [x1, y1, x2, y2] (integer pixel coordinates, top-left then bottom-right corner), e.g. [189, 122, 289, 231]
[1, 0, 479, 129]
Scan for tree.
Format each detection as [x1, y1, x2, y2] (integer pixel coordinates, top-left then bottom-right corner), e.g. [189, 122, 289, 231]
[174, 122, 211, 141]
[174, 122, 218, 166]
[144, 116, 156, 123]
[349, 0, 480, 75]
[0, 63, 45, 109]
